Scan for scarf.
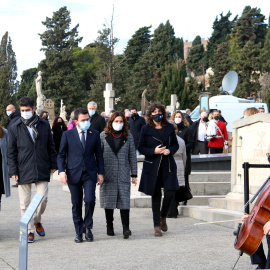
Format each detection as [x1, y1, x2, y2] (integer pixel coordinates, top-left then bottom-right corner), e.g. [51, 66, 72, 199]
[21, 112, 39, 140]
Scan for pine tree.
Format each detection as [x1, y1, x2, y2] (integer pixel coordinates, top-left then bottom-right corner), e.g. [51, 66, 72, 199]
[37, 6, 84, 114]
[208, 42, 232, 96]
[0, 31, 17, 125]
[186, 43, 205, 76]
[149, 20, 179, 72]
[184, 76, 203, 110]
[206, 12, 237, 67]
[124, 26, 152, 66]
[157, 60, 186, 106]
[192, 35, 201, 46]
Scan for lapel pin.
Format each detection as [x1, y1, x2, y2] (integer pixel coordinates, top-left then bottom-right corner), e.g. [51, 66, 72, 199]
[89, 131, 92, 133]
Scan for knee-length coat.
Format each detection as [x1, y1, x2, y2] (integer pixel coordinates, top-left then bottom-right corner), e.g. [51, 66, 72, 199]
[138, 123, 179, 196]
[100, 131, 137, 209]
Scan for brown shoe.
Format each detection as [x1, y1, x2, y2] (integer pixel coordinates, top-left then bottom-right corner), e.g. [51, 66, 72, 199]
[28, 232, 35, 243]
[34, 223, 45, 237]
[154, 226, 162, 237]
[12, 183, 18, 188]
[160, 217, 168, 232]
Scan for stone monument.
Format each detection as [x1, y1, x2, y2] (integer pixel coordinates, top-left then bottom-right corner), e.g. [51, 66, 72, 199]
[44, 99, 55, 123]
[103, 83, 115, 112]
[166, 94, 177, 114]
[60, 99, 67, 121]
[141, 89, 149, 116]
[36, 71, 46, 115]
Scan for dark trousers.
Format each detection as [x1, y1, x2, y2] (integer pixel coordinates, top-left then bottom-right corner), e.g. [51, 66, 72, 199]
[251, 235, 270, 268]
[151, 172, 175, 227]
[68, 171, 96, 235]
[193, 141, 207, 154]
[209, 147, 223, 154]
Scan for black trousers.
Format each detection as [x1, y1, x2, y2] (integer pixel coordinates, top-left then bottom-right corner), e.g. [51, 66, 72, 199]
[105, 209, 130, 232]
[251, 235, 270, 268]
[151, 171, 175, 227]
[193, 141, 207, 155]
[209, 147, 223, 154]
[68, 171, 96, 235]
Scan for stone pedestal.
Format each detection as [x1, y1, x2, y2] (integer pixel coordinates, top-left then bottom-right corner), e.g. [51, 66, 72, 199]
[227, 113, 270, 201]
[44, 99, 55, 124]
[103, 83, 115, 112]
[166, 94, 177, 114]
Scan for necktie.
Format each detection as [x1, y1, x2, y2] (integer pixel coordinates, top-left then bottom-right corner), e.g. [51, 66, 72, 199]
[81, 131, 86, 150]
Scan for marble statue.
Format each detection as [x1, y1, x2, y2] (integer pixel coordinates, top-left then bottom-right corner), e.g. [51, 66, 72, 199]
[60, 100, 67, 121]
[141, 89, 149, 116]
[36, 71, 46, 114]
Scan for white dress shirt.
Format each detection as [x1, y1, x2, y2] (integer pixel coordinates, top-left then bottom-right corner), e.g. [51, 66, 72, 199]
[198, 121, 206, 142]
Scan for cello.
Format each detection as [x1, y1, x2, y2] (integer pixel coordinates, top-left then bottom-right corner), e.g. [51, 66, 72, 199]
[234, 176, 270, 256]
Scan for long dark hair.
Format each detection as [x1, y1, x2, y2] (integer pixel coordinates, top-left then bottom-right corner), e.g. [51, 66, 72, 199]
[146, 102, 168, 128]
[52, 117, 67, 130]
[105, 111, 129, 137]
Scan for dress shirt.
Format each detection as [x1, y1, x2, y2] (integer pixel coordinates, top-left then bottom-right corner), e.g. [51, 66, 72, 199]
[198, 121, 206, 142]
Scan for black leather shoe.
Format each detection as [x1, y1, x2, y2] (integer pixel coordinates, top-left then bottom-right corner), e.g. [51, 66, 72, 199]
[85, 228, 94, 242]
[74, 234, 83, 243]
[123, 229, 132, 239]
[107, 224, 115, 236]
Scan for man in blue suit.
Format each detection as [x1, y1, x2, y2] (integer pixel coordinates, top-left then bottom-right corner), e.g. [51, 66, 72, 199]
[57, 107, 104, 243]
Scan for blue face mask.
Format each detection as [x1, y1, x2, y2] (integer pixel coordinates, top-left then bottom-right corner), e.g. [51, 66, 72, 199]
[6, 111, 12, 117]
[79, 121, 91, 131]
[88, 110, 95, 116]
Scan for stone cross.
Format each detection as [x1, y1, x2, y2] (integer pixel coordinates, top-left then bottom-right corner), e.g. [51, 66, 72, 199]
[103, 83, 115, 112]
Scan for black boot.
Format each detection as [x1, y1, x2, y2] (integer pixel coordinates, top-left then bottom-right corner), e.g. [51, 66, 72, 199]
[120, 209, 131, 239]
[105, 209, 114, 236]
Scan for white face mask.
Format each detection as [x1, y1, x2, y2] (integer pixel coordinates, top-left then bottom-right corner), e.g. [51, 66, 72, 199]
[112, 122, 123, 131]
[21, 111, 33, 120]
[174, 117, 182, 124]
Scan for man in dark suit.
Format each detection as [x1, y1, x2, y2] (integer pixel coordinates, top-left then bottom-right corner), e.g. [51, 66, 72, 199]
[87, 101, 106, 133]
[185, 108, 193, 126]
[57, 107, 104, 243]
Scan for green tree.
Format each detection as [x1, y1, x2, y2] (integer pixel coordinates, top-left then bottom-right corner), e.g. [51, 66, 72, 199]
[208, 42, 232, 96]
[206, 12, 237, 67]
[157, 60, 186, 106]
[37, 6, 84, 114]
[149, 20, 179, 72]
[0, 31, 17, 124]
[192, 35, 201, 46]
[15, 68, 37, 102]
[262, 24, 270, 72]
[184, 76, 203, 110]
[186, 43, 205, 76]
[124, 26, 152, 66]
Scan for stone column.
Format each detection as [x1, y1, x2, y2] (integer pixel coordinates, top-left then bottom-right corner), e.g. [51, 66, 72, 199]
[103, 83, 115, 112]
[166, 94, 177, 114]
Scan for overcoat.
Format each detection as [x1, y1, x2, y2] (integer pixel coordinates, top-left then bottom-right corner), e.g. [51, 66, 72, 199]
[138, 123, 179, 196]
[90, 113, 106, 133]
[1, 129, 10, 197]
[100, 132, 137, 209]
[174, 135, 186, 187]
[7, 117, 57, 184]
[129, 115, 146, 149]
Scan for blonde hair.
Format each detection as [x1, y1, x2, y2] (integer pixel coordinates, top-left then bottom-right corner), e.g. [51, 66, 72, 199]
[171, 111, 189, 127]
[244, 107, 259, 117]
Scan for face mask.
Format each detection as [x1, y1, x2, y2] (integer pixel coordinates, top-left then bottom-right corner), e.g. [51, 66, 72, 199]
[202, 117, 208, 122]
[88, 110, 95, 116]
[132, 113, 137, 118]
[152, 114, 163, 122]
[214, 116, 219, 121]
[79, 121, 90, 131]
[112, 123, 124, 131]
[21, 111, 33, 120]
[6, 111, 12, 117]
[174, 118, 182, 124]
[58, 122, 63, 126]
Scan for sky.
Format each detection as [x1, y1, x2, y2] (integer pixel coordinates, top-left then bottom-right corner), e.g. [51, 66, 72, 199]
[0, 0, 269, 80]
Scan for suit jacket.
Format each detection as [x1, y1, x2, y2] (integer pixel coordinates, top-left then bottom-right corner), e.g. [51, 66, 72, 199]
[90, 113, 106, 133]
[57, 127, 104, 184]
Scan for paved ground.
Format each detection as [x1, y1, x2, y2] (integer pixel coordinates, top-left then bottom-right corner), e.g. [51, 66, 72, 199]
[0, 179, 263, 270]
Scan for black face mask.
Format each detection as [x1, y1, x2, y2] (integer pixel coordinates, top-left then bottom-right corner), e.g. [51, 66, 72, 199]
[132, 113, 138, 119]
[202, 117, 208, 122]
[152, 114, 163, 122]
[214, 116, 219, 121]
[58, 122, 63, 126]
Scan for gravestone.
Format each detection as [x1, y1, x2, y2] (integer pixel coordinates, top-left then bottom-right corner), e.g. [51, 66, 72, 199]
[44, 99, 55, 123]
[103, 83, 115, 112]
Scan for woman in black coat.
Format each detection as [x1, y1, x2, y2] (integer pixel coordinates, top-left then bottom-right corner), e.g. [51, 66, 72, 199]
[138, 103, 179, 237]
[169, 111, 194, 214]
[52, 117, 67, 154]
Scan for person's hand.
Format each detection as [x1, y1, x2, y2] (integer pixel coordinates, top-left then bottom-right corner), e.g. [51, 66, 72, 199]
[163, 149, 170, 156]
[51, 169, 56, 173]
[59, 173, 67, 185]
[241, 214, 249, 222]
[11, 175, 18, 182]
[132, 177, 137, 186]
[97, 174, 104, 185]
[263, 221, 270, 235]
[154, 145, 166, 154]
